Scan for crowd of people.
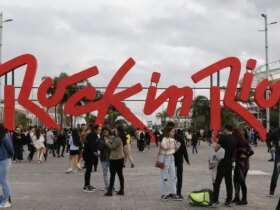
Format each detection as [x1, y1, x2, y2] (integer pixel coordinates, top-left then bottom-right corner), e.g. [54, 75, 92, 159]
[2, 121, 280, 209]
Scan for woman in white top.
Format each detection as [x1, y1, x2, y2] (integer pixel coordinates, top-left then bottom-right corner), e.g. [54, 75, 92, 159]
[185, 129, 192, 147]
[158, 122, 180, 201]
[32, 128, 45, 163]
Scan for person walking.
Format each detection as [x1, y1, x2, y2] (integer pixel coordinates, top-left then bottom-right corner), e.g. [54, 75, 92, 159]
[158, 122, 181, 201]
[212, 125, 237, 207]
[32, 128, 46, 163]
[191, 132, 199, 154]
[56, 129, 67, 158]
[66, 129, 82, 174]
[104, 126, 125, 196]
[45, 129, 56, 160]
[174, 129, 190, 200]
[185, 129, 192, 147]
[98, 127, 111, 191]
[0, 124, 14, 208]
[232, 128, 254, 206]
[83, 124, 99, 192]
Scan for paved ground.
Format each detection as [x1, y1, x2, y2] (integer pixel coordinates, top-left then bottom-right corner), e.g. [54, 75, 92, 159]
[9, 142, 279, 210]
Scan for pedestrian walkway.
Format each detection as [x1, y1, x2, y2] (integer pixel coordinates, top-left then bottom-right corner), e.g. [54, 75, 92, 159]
[9, 143, 278, 210]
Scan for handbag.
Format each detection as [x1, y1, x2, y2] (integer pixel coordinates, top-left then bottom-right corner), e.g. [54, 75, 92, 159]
[155, 146, 165, 169]
[155, 161, 165, 169]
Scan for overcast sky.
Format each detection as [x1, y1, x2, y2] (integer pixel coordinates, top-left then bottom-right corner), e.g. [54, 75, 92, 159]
[1, 0, 280, 123]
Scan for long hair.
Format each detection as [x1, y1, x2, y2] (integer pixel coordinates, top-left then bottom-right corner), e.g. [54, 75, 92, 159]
[101, 127, 111, 139]
[163, 121, 175, 138]
[72, 128, 81, 147]
[35, 128, 41, 140]
[116, 126, 126, 146]
[232, 128, 247, 145]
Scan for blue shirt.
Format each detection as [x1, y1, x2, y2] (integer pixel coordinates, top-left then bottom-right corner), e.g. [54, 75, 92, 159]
[0, 136, 14, 161]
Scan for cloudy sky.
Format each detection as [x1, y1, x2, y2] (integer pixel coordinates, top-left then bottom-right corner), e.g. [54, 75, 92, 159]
[1, 0, 280, 123]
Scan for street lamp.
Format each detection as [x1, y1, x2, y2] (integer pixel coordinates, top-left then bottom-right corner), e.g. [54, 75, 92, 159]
[260, 13, 278, 132]
[0, 13, 13, 123]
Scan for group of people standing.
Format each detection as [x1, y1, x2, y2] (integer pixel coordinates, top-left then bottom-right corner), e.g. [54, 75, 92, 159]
[211, 125, 254, 207]
[9, 127, 67, 163]
[81, 124, 134, 196]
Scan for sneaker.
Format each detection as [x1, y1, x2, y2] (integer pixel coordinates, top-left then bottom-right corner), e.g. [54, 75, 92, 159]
[83, 186, 95, 193]
[211, 202, 220, 208]
[66, 168, 73, 174]
[176, 195, 184, 200]
[131, 163, 135, 168]
[169, 194, 182, 201]
[104, 191, 113, 196]
[117, 190, 124, 196]
[237, 200, 248, 205]
[267, 193, 274, 198]
[0, 201, 11, 208]
[87, 185, 96, 191]
[160, 195, 169, 201]
[224, 201, 231, 207]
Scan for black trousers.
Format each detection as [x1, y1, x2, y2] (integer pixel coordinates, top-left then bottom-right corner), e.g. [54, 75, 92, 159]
[84, 160, 93, 187]
[108, 159, 124, 193]
[176, 163, 183, 196]
[233, 163, 248, 201]
[45, 144, 56, 160]
[213, 163, 233, 203]
[13, 145, 23, 161]
[270, 153, 280, 195]
[28, 145, 36, 161]
[56, 143, 66, 157]
[93, 156, 99, 172]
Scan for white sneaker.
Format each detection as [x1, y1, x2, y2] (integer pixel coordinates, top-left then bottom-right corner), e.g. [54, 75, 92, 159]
[0, 201, 11, 208]
[66, 168, 73, 174]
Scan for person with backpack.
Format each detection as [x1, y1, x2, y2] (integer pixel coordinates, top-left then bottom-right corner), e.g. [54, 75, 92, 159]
[174, 129, 190, 200]
[66, 129, 82, 174]
[83, 124, 99, 192]
[232, 128, 254, 205]
[212, 125, 237, 207]
[0, 124, 14, 208]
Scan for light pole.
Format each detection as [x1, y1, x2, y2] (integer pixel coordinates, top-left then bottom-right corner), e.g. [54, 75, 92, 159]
[260, 13, 277, 132]
[0, 12, 13, 122]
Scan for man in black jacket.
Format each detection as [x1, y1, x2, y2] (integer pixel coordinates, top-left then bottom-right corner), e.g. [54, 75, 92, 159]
[212, 124, 237, 207]
[83, 124, 99, 192]
[269, 128, 280, 196]
[174, 129, 190, 200]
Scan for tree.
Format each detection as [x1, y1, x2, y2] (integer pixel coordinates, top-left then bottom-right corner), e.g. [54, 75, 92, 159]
[16, 111, 31, 129]
[191, 95, 210, 131]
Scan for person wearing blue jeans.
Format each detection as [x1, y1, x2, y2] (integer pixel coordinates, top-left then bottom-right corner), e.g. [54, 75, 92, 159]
[158, 122, 180, 201]
[98, 127, 111, 191]
[0, 124, 14, 208]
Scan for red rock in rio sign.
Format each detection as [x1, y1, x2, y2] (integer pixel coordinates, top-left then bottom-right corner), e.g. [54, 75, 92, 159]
[0, 54, 277, 141]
